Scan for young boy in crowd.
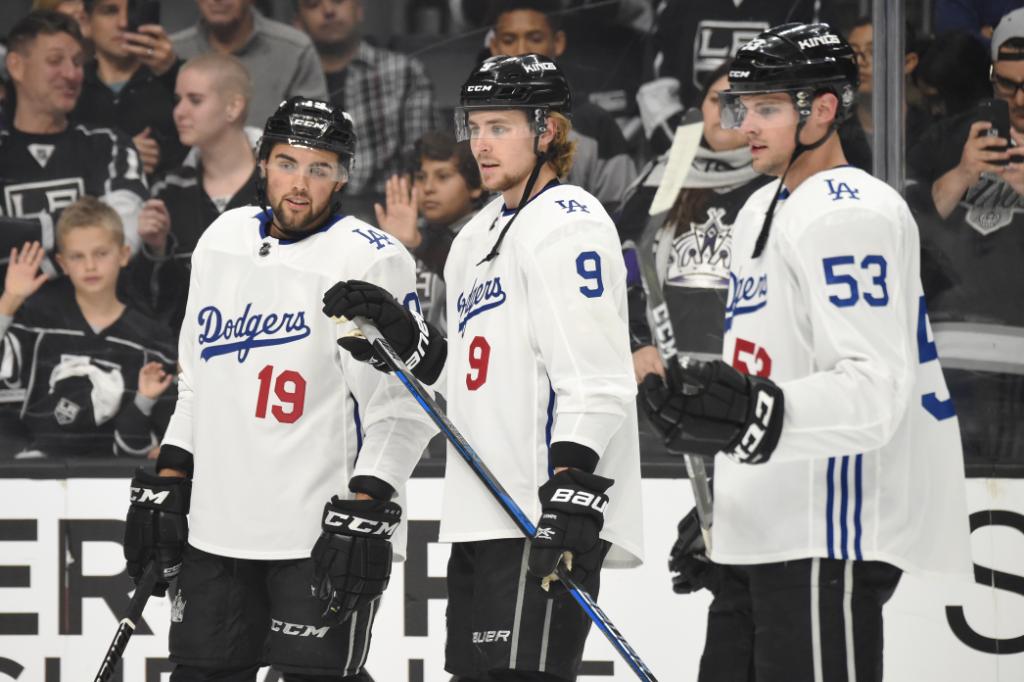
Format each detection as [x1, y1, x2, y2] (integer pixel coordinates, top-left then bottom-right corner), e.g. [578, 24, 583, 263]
[0, 196, 176, 458]
[375, 130, 484, 329]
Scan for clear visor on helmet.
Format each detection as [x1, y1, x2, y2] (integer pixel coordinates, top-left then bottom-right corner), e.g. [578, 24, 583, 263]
[718, 88, 805, 130]
[264, 147, 349, 183]
[454, 106, 539, 142]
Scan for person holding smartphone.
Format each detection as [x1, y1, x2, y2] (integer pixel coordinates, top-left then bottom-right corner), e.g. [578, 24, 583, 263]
[73, 0, 186, 177]
[909, 8, 1024, 220]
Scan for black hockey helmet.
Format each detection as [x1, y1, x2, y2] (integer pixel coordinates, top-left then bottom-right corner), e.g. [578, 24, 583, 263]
[454, 53, 572, 140]
[258, 97, 357, 175]
[720, 23, 858, 129]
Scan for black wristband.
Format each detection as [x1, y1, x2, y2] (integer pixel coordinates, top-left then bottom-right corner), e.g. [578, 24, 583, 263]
[348, 475, 396, 500]
[549, 441, 600, 473]
[156, 444, 194, 478]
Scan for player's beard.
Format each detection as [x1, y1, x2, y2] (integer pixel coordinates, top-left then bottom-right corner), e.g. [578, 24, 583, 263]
[271, 193, 333, 236]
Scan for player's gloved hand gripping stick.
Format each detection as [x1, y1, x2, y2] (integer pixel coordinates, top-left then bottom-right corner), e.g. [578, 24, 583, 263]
[351, 319, 660, 682]
[93, 561, 159, 682]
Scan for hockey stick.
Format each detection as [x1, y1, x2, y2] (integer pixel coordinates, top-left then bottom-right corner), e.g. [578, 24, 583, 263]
[355, 320, 659, 682]
[94, 562, 159, 682]
[632, 201, 715, 549]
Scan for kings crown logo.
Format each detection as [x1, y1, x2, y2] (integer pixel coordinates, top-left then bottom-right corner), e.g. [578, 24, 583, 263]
[667, 207, 733, 288]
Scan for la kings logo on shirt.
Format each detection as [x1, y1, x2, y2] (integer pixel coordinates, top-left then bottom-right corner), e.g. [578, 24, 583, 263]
[691, 20, 768, 90]
[197, 302, 311, 362]
[961, 175, 1024, 235]
[4, 177, 85, 217]
[666, 207, 733, 288]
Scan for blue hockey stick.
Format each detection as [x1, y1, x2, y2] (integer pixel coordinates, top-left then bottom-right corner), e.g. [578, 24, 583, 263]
[355, 320, 659, 682]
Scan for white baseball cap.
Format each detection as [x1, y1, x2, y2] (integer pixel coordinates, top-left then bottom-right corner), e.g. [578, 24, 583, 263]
[992, 8, 1024, 61]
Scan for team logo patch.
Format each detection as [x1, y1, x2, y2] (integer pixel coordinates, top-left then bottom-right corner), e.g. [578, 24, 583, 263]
[554, 199, 589, 214]
[693, 21, 769, 89]
[825, 179, 860, 201]
[962, 176, 1022, 235]
[196, 303, 311, 362]
[3, 177, 84, 216]
[171, 589, 186, 623]
[667, 207, 732, 288]
[456, 277, 507, 336]
[27, 144, 55, 168]
[53, 397, 80, 426]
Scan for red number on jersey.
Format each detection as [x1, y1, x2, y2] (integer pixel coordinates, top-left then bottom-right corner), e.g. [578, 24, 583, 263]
[466, 336, 491, 390]
[255, 365, 307, 423]
[732, 337, 772, 378]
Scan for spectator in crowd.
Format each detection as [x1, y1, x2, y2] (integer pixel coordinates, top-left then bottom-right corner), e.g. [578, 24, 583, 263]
[907, 8, 1024, 461]
[74, 0, 187, 177]
[292, 0, 439, 222]
[913, 31, 993, 121]
[619, 61, 771, 384]
[126, 52, 258, 334]
[934, 0, 1024, 44]
[172, 0, 328, 127]
[32, 0, 88, 35]
[0, 197, 176, 459]
[638, 0, 843, 154]
[374, 131, 483, 329]
[841, 16, 930, 168]
[0, 10, 148, 264]
[487, 0, 637, 212]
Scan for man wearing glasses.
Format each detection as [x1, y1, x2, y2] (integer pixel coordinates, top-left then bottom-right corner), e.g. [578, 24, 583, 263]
[910, 7, 1024, 220]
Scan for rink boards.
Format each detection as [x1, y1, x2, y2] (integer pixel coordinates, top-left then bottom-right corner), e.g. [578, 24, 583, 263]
[0, 476, 1021, 681]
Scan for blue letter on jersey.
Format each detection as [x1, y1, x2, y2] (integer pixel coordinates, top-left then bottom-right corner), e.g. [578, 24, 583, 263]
[352, 227, 393, 250]
[825, 179, 860, 201]
[554, 199, 590, 214]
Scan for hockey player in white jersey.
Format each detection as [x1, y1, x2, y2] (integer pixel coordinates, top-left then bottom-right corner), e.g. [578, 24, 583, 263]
[640, 24, 973, 682]
[322, 54, 644, 681]
[120, 98, 437, 681]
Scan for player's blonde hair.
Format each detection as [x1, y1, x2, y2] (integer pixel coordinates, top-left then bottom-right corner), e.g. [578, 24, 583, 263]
[545, 112, 576, 179]
[180, 52, 252, 124]
[56, 196, 124, 249]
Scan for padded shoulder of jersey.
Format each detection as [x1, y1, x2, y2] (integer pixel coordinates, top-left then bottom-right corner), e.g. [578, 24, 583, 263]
[516, 183, 615, 248]
[783, 166, 909, 240]
[194, 205, 264, 252]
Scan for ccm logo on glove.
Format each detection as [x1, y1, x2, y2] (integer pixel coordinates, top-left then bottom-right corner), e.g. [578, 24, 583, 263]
[323, 510, 399, 537]
[129, 486, 172, 505]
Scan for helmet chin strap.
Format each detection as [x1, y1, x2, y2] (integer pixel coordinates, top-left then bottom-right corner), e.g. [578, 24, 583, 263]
[477, 128, 552, 266]
[750, 118, 836, 258]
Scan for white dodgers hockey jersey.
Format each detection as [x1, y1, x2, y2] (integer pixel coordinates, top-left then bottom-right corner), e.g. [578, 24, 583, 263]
[714, 167, 972, 579]
[162, 207, 436, 560]
[441, 183, 644, 568]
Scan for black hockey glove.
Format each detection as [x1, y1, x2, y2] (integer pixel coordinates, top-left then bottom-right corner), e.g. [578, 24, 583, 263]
[322, 279, 447, 385]
[668, 507, 720, 595]
[123, 468, 190, 597]
[639, 359, 784, 464]
[311, 496, 401, 625]
[528, 469, 614, 589]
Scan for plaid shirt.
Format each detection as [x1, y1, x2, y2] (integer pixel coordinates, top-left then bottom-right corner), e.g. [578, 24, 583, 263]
[328, 42, 439, 196]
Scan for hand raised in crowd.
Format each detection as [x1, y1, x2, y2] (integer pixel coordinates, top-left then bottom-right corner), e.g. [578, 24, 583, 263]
[138, 361, 173, 400]
[0, 242, 49, 316]
[123, 23, 177, 77]
[138, 198, 172, 257]
[374, 174, 422, 249]
[133, 127, 161, 176]
[957, 121, 1013, 187]
[632, 345, 666, 384]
